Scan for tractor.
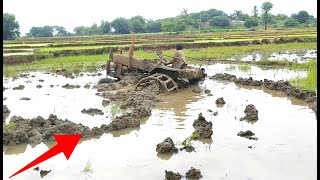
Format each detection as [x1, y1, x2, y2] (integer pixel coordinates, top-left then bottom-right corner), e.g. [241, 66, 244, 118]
[106, 33, 206, 92]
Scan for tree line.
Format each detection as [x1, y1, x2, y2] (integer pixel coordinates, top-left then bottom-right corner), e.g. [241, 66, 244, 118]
[3, 1, 317, 40]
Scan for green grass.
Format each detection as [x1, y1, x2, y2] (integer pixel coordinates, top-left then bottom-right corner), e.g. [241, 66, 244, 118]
[40, 45, 107, 52]
[3, 55, 108, 77]
[181, 132, 199, 146]
[289, 59, 317, 90]
[82, 159, 94, 174]
[3, 121, 16, 130]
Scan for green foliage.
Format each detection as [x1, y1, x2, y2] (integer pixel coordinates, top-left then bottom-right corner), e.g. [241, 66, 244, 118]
[291, 10, 311, 23]
[289, 59, 317, 90]
[3, 121, 16, 130]
[210, 16, 230, 27]
[244, 19, 259, 28]
[111, 17, 130, 34]
[100, 20, 111, 34]
[27, 26, 54, 37]
[129, 16, 146, 33]
[161, 20, 175, 34]
[3, 13, 20, 40]
[82, 159, 94, 173]
[145, 20, 162, 33]
[284, 19, 300, 27]
[261, 1, 274, 30]
[182, 132, 199, 146]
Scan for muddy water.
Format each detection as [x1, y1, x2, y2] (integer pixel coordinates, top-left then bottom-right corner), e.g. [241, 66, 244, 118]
[3, 66, 316, 180]
[227, 49, 317, 63]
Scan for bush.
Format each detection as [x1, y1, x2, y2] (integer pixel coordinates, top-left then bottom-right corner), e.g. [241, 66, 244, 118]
[209, 16, 230, 27]
[244, 19, 259, 28]
[284, 19, 300, 27]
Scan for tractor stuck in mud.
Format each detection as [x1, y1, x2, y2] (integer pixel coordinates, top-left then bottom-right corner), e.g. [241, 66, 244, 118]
[105, 33, 206, 92]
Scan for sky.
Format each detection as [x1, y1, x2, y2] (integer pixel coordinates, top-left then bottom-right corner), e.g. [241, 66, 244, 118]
[3, 0, 317, 35]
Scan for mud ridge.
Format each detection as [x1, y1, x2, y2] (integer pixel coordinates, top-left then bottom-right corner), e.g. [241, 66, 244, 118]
[210, 73, 317, 114]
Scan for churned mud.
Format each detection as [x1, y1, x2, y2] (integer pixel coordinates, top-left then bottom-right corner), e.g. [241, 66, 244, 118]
[62, 84, 81, 89]
[13, 85, 25, 90]
[156, 137, 178, 154]
[211, 73, 317, 114]
[237, 130, 259, 140]
[192, 113, 213, 139]
[165, 170, 182, 180]
[3, 105, 10, 122]
[186, 167, 203, 179]
[81, 108, 104, 116]
[240, 104, 259, 121]
[180, 145, 195, 152]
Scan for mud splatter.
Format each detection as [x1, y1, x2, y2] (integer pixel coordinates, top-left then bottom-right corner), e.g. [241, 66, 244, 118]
[36, 85, 43, 88]
[62, 84, 81, 89]
[40, 169, 51, 178]
[215, 97, 226, 105]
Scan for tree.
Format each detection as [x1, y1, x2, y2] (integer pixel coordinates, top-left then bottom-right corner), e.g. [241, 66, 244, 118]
[161, 20, 175, 34]
[100, 20, 111, 34]
[145, 20, 161, 33]
[88, 23, 102, 35]
[27, 26, 53, 37]
[291, 10, 310, 23]
[3, 13, 20, 40]
[261, 1, 274, 30]
[252, 6, 258, 19]
[244, 18, 259, 28]
[54, 26, 68, 36]
[284, 18, 300, 27]
[74, 26, 87, 36]
[111, 17, 130, 34]
[209, 16, 230, 27]
[129, 16, 146, 33]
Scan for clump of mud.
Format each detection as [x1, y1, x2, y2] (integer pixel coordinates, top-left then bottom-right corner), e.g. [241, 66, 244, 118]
[237, 130, 258, 140]
[192, 113, 213, 139]
[20, 97, 31, 101]
[101, 106, 151, 131]
[84, 84, 91, 89]
[165, 170, 182, 180]
[13, 85, 25, 90]
[40, 169, 51, 178]
[50, 85, 54, 88]
[192, 88, 201, 93]
[3, 114, 101, 145]
[215, 97, 226, 105]
[39, 79, 44, 82]
[98, 78, 115, 84]
[81, 108, 104, 116]
[62, 84, 81, 89]
[55, 69, 75, 79]
[211, 73, 317, 114]
[186, 167, 203, 179]
[156, 137, 178, 154]
[102, 99, 110, 107]
[36, 85, 43, 88]
[3, 105, 10, 122]
[240, 104, 258, 121]
[180, 145, 195, 152]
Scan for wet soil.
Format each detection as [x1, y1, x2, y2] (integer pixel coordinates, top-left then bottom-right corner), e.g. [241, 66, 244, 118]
[156, 137, 178, 154]
[237, 130, 259, 140]
[165, 170, 182, 180]
[240, 104, 259, 121]
[186, 167, 203, 179]
[81, 108, 104, 116]
[192, 113, 213, 139]
[211, 73, 317, 114]
[13, 85, 25, 90]
[62, 84, 81, 89]
[3, 105, 10, 122]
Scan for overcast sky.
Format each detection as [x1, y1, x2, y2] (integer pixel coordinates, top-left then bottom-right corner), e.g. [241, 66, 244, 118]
[4, 0, 317, 35]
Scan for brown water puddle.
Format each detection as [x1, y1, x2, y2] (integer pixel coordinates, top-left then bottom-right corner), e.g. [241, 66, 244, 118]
[3, 67, 316, 180]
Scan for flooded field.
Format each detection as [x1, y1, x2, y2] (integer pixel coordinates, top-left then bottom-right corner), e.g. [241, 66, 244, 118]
[227, 49, 317, 63]
[3, 62, 316, 180]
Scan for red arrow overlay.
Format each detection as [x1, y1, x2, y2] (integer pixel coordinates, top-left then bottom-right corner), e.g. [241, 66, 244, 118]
[9, 134, 82, 178]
